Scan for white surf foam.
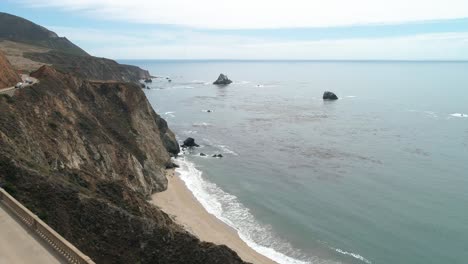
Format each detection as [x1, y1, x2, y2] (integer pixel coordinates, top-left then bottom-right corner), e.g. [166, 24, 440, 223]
[183, 130, 198, 135]
[334, 248, 371, 264]
[175, 156, 312, 264]
[192, 122, 212, 127]
[450, 113, 468, 118]
[216, 145, 239, 156]
[345, 96, 357, 98]
[423, 111, 438, 118]
[164, 111, 176, 118]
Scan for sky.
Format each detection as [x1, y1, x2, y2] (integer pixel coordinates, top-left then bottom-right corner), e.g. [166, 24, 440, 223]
[2, 0, 468, 60]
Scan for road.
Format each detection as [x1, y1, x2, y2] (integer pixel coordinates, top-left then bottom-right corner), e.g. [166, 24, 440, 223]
[0, 74, 39, 96]
[0, 204, 65, 264]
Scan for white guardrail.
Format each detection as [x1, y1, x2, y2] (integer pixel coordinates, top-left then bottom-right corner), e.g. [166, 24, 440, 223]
[0, 187, 95, 264]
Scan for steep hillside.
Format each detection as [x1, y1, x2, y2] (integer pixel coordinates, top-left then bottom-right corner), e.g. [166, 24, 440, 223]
[0, 12, 150, 82]
[0, 50, 21, 88]
[25, 50, 151, 82]
[0, 12, 88, 56]
[0, 66, 245, 264]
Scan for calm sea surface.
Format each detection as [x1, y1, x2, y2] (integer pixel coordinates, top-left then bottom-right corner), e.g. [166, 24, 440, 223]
[122, 60, 468, 264]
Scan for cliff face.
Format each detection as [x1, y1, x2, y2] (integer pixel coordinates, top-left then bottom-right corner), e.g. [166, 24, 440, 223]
[0, 50, 21, 88]
[0, 66, 245, 264]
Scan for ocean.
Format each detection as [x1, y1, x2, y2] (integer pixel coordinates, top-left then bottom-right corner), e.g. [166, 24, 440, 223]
[122, 60, 468, 264]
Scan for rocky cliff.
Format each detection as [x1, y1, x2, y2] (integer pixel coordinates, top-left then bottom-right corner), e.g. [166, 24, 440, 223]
[0, 50, 21, 88]
[0, 66, 246, 264]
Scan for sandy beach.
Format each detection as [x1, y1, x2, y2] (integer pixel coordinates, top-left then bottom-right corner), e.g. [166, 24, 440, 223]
[151, 170, 276, 264]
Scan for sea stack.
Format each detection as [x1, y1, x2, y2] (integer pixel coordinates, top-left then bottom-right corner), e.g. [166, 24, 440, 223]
[323, 91, 338, 100]
[182, 137, 199, 148]
[213, 74, 232, 85]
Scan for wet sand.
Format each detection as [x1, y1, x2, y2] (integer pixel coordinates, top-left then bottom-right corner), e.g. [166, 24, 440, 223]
[151, 170, 276, 264]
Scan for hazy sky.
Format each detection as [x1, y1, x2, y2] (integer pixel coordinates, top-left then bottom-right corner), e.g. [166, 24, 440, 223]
[2, 0, 468, 60]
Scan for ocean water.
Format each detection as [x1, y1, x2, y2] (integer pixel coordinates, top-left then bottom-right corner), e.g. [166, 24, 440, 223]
[124, 60, 468, 264]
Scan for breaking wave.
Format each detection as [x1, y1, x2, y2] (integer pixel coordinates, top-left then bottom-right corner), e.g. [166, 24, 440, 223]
[334, 248, 371, 264]
[175, 156, 314, 264]
[450, 113, 468, 118]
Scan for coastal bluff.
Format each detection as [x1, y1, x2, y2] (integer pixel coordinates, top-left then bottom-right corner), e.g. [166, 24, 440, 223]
[0, 50, 21, 88]
[0, 12, 150, 83]
[0, 65, 246, 264]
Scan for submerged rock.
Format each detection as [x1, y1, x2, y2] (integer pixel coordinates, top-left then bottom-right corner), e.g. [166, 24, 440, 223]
[212, 154, 223, 158]
[182, 137, 199, 148]
[200, 153, 207, 156]
[213, 74, 232, 85]
[323, 91, 338, 100]
[144, 78, 153, 83]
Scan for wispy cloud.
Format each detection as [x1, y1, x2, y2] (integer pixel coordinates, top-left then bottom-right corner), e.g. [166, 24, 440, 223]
[19, 0, 468, 29]
[50, 26, 468, 60]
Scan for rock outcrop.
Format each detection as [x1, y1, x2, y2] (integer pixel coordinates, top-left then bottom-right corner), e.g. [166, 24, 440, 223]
[0, 50, 21, 88]
[323, 91, 338, 100]
[182, 137, 199, 148]
[213, 74, 233, 85]
[0, 66, 244, 264]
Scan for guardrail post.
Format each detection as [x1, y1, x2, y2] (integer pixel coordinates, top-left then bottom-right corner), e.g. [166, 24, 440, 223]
[32, 216, 38, 230]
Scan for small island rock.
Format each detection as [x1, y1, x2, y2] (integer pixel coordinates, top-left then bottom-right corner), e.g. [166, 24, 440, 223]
[213, 74, 232, 85]
[182, 137, 199, 148]
[323, 91, 338, 100]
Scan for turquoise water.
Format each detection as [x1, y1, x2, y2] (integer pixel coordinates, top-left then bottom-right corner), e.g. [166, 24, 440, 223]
[125, 60, 468, 264]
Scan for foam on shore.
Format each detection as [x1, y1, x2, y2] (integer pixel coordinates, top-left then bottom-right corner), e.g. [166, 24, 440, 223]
[175, 156, 312, 264]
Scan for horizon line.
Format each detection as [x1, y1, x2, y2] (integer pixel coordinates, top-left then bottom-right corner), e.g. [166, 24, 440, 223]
[118, 59, 468, 63]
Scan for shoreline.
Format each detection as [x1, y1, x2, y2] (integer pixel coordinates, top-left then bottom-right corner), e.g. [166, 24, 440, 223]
[151, 169, 277, 264]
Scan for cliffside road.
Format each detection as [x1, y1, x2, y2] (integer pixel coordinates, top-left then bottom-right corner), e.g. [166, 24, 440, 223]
[0, 204, 64, 264]
[0, 74, 39, 96]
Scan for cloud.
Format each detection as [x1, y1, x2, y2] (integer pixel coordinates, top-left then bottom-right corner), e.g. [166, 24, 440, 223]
[51, 26, 468, 60]
[19, 0, 468, 29]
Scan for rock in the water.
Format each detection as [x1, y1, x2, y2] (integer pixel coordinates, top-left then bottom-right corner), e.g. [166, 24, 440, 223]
[212, 154, 223, 158]
[165, 162, 180, 169]
[207, 110, 212, 113]
[144, 78, 152, 83]
[140, 83, 146, 88]
[200, 153, 206, 156]
[323, 91, 338, 100]
[213, 74, 232, 85]
[182, 137, 199, 148]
